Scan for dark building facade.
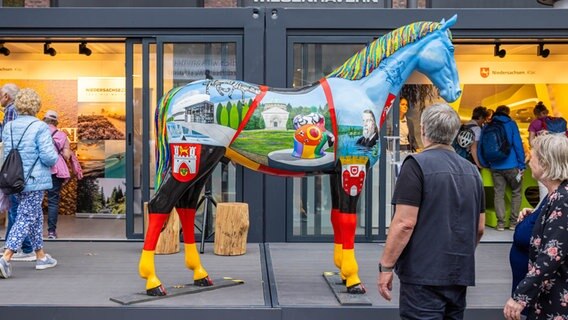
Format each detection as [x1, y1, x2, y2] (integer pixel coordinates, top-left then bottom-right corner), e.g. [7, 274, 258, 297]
[0, 2, 565, 243]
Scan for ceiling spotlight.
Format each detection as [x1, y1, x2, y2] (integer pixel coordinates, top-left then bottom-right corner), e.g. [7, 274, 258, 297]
[43, 42, 56, 56]
[79, 42, 92, 56]
[494, 43, 506, 58]
[537, 43, 550, 58]
[0, 43, 10, 56]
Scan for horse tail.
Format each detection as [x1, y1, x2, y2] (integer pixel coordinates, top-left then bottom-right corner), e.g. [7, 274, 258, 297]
[154, 86, 183, 189]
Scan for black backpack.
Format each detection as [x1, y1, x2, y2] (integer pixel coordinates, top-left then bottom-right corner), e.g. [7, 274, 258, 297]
[0, 121, 39, 195]
[479, 120, 511, 164]
[452, 123, 477, 162]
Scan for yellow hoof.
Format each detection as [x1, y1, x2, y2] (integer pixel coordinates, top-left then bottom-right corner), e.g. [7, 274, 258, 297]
[193, 266, 209, 280]
[345, 274, 362, 288]
[146, 276, 162, 291]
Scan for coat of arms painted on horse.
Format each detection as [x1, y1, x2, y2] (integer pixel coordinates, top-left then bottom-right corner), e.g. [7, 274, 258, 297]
[140, 15, 461, 297]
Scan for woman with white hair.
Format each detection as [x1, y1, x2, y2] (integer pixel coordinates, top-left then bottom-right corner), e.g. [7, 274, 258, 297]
[504, 134, 568, 319]
[0, 88, 59, 279]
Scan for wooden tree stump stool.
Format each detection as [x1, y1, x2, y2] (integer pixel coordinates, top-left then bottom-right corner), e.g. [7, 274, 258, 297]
[214, 202, 249, 256]
[143, 203, 180, 255]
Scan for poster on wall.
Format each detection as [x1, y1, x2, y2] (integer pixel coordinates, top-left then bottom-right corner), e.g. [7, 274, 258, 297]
[76, 77, 126, 218]
[0, 79, 80, 217]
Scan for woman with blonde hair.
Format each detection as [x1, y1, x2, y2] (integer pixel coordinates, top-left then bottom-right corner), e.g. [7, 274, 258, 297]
[0, 88, 59, 279]
[504, 134, 568, 319]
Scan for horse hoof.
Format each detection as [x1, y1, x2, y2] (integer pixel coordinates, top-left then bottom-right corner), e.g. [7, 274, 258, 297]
[347, 283, 366, 294]
[146, 284, 167, 296]
[194, 276, 213, 287]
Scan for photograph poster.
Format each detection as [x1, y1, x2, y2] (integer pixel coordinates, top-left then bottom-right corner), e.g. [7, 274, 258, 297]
[76, 77, 126, 217]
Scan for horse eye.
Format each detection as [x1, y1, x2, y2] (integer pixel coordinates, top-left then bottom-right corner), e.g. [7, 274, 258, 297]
[449, 46, 455, 53]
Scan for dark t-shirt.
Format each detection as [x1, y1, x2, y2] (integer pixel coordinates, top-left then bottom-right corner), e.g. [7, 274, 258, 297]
[392, 157, 423, 207]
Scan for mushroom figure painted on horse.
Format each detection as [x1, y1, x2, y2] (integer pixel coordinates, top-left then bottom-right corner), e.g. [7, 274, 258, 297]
[139, 15, 462, 296]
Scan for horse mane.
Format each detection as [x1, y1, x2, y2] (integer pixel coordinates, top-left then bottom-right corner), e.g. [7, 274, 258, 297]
[154, 86, 183, 189]
[326, 21, 449, 80]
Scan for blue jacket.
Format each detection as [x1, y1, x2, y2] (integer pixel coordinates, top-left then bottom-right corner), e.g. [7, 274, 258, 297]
[2, 115, 58, 192]
[478, 113, 526, 170]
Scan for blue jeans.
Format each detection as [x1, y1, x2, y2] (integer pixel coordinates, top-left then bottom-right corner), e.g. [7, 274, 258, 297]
[47, 175, 64, 233]
[5, 194, 33, 254]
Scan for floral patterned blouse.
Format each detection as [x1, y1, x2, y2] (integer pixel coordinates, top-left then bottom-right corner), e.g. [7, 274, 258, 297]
[513, 180, 568, 319]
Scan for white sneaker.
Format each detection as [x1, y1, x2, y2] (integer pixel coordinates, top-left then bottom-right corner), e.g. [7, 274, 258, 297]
[0, 257, 11, 278]
[36, 254, 57, 270]
[11, 251, 37, 262]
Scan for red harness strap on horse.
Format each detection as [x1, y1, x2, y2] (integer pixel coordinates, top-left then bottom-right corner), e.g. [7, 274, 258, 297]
[379, 93, 396, 128]
[320, 78, 338, 157]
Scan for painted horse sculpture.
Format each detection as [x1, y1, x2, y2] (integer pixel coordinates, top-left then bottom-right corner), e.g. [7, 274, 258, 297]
[139, 15, 461, 296]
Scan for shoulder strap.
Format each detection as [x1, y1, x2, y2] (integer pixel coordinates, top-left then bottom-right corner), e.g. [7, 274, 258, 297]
[51, 129, 64, 154]
[540, 117, 548, 130]
[10, 120, 39, 150]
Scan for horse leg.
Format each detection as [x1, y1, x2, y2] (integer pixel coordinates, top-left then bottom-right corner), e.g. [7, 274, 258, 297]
[334, 158, 368, 294]
[140, 171, 192, 296]
[329, 173, 344, 282]
[176, 146, 226, 287]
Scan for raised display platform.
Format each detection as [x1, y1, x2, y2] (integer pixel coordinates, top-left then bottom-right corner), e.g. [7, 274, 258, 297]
[0, 242, 510, 320]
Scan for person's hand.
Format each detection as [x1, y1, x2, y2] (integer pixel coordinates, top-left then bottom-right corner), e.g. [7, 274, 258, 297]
[503, 297, 524, 320]
[377, 271, 394, 301]
[518, 207, 534, 222]
[77, 171, 84, 180]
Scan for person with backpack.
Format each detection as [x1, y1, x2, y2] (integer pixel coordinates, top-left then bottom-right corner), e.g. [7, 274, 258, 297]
[43, 110, 83, 240]
[478, 105, 526, 231]
[0, 83, 36, 262]
[452, 106, 489, 168]
[528, 101, 567, 145]
[528, 101, 567, 201]
[0, 88, 59, 279]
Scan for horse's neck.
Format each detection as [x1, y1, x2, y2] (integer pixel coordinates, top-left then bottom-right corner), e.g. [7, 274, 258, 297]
[358, 44, 421, 106]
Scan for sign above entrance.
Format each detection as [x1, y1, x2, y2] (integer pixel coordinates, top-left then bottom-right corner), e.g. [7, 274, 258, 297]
[78, 77, 125, 103]
[242, 0, 387, 8]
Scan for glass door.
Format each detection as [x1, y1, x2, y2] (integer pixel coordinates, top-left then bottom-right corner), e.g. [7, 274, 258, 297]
[286, 37, 388, 242]
[126, 38, 156, 239]
[149, 36, 242, 239]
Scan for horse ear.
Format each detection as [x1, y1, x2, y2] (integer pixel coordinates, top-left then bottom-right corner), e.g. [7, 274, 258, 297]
[440, 14, 458, 31]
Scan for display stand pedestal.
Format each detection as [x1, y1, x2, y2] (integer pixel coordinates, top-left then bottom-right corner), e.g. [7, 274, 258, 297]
[213, 202, 249, 256]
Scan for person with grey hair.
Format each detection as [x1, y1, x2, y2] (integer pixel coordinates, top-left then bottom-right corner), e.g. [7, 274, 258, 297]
[504, 134, 568, 320]
[378, 103, 485, 319]
[0, 83, 36, 262]
[1, 83, 20, 140]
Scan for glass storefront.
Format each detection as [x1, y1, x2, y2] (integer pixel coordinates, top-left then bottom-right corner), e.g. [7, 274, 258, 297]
[288, 40, 568, 241]
[0, 41, 127, 239]
[1, 35, 566, 242]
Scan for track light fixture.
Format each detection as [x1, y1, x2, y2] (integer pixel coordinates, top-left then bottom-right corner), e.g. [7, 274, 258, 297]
[494, 43, 506, 58]
[0, 42, 10, 56]
[79, 42, 92, 56]
[43, 42, 56, 56]
[537, 43, 550, 58]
